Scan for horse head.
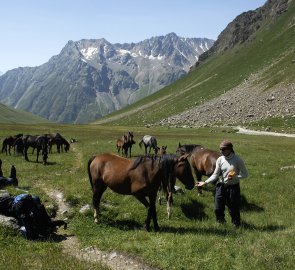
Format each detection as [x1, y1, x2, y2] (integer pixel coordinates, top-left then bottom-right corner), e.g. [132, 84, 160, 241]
[174, 154, 195, 190]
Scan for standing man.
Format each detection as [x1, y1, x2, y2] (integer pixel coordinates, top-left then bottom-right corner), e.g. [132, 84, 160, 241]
[197, 140, 248, 227]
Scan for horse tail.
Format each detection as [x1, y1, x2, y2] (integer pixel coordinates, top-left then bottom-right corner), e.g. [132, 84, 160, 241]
[87, 156, 96, 190]
[139, 139, 143, 148]
[1, 139, 7, 153]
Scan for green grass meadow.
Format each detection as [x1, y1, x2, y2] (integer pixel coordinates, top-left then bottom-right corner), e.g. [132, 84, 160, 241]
[0, 124, 294, 269]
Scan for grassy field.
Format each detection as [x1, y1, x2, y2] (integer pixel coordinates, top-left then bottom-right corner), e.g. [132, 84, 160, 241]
[0, 123, 294, 269]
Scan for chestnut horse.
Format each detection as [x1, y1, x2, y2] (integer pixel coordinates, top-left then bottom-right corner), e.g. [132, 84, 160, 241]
[176, 143, 220, 194]
[87, 153, 194, 231]
[116, 134, 127, 156]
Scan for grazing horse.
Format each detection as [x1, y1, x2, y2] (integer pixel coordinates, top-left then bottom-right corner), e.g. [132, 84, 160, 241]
[87, 153, 194, 231]
[139, 135, 158, 155]
[47, 133, 70, 153]
[1, 134, 23, 155]
[22, 135, 49, 165]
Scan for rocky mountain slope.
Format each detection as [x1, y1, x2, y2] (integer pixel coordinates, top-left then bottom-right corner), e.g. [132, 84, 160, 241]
[0, 33, 213, 124]
[93, 0, 295, 128]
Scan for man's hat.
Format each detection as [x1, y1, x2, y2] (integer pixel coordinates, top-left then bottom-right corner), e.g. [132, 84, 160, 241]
[220, 140, 233, 149]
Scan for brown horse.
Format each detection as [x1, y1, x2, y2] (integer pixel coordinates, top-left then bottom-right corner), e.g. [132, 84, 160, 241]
[87, 153, 194, 231]
[116, 134, 127, 156]
[176, 143, 220, 194]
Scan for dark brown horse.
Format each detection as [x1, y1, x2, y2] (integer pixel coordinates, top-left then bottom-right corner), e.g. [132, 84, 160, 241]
[176, 143, 220, 194]
[20, 135, 49, 165]
[1, 134, 23, 155]
[87, 153, 194, 231]
[122, 131, 135, 158]
[116, 132, 135, 157]
[176, 143, 202, 155]
[47, 133, 70, 153]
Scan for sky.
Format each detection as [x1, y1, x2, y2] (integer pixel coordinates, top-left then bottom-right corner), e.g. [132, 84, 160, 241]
[0, 0, 266, 73]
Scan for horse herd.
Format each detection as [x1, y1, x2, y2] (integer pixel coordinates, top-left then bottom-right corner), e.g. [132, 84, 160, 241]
[89, 132, 221, 231]
[1, 133, 70, 165]
[2, 130, 221, 231]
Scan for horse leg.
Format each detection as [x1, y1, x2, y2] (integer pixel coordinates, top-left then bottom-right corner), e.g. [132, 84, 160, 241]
[24, 146, 29, 161]
[148, 194, 160, 231]
[158, 184, 163, 205]
[166, 191, 173, 219]
[134, 195, 155, 231]
[93, 183, 107, 223]
[36, 148, 40, 163]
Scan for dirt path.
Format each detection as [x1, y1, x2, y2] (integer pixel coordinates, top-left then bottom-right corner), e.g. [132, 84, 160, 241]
[48, 144, 158, 270]
[236, 126, 295, 138]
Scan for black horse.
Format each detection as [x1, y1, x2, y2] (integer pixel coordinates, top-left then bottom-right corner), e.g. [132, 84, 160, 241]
[122, 131, 135, 158]
[1, 134, 23, 155]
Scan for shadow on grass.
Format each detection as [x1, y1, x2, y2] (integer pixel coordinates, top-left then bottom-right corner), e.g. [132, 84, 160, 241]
[44, 161, 57, 166]
[102, 218, 143, 231]
[159, 222, 286, 235]
[96, 216, 286, 235]
[240, 195, 264, 212]
[180, 199, 208, 220]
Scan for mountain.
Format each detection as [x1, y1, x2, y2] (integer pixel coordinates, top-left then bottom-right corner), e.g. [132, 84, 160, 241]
[0, 102, 51, 124]
[93, 0, 295, 128]
[0, 33, 214, 124]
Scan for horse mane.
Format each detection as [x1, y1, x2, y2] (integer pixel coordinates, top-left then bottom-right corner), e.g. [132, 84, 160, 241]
[130, 155, 176, 193]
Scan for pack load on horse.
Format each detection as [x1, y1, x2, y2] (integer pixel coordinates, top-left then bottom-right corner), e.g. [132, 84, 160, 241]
[139, 135, 158, 155]
[87, 153, 194, 231]
[0, 159, 18, 188]
[176, 143, 220, 194]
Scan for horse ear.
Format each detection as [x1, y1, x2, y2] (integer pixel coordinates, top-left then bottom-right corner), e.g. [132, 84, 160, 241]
[178, 142, 181, 147]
